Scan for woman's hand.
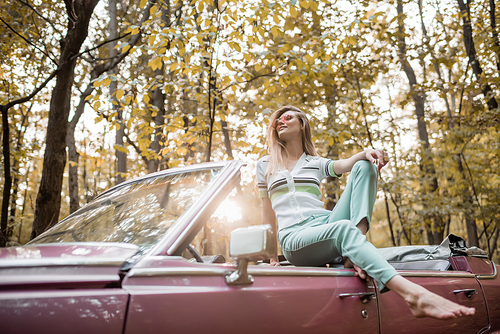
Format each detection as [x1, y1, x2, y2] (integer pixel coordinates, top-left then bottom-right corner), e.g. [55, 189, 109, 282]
[344, 257, 371, 281]
[364, 149, 389, 172]
[270, 256, 281, 266]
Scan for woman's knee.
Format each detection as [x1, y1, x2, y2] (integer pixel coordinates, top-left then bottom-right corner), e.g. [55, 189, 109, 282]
[334, 219, 359, 234]
[353, 160, 377, 177]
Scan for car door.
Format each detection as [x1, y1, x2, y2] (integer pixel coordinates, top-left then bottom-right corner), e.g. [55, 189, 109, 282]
[377, 271, 489, 334]
[122, 257, 379, 334]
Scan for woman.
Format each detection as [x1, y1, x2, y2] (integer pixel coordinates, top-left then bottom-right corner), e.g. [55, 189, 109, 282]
[256, 105, 475, 319]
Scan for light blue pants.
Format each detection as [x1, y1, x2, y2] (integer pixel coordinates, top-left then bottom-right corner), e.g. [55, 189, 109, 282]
[278, 160, 398, 291]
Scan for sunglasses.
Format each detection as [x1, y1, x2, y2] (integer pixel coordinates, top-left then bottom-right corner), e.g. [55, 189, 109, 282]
[272, 114, 294, 129]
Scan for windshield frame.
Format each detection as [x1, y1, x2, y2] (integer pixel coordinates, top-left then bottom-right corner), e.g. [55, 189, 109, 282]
[148, 160, 245, 257]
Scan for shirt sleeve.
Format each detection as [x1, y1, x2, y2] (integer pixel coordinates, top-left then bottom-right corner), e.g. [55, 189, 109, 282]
[256, 157, 269, 198]
[319, 157, 342, 179]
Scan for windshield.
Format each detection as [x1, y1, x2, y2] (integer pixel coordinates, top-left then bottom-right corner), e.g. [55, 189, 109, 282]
[28, 168, 222, 253]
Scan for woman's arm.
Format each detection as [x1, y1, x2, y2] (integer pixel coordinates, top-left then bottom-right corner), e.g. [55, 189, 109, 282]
[261, 197, 280, 266]
[333, 149, 389, 175]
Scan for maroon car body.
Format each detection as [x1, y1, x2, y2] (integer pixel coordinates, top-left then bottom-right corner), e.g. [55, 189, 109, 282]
[0, 160, 498, 334]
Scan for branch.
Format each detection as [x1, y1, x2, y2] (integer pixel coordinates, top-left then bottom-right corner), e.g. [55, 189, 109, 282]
[219, 63, 287, 92]
[388, 191, 412, 245]
[124, 131, 149, 166]
[82, 32, 132, 56]
[341, 68, 375, 148]
[85, 0, 155, 72]
[0, 28, 135, 114]
[31, 15, 59, 63]
[460, 151, 481, 207]
[0, 66, 59, 111]
[458, 60, 470, 118]
[0, 16, 58, 65]
[16, 0, 63, 36]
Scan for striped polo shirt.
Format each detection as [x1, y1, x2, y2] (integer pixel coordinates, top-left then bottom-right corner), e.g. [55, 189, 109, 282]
[256, 153, 342, 231]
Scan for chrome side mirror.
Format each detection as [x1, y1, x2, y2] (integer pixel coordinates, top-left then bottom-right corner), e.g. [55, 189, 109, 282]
[225, 224, 276, 285]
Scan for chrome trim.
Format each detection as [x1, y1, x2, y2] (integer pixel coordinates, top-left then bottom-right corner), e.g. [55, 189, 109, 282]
[225, 259, 254, 285]
[339, 292, 376, 299]
[339, 292, 376, 304]
[129, 267, 232, 277]
[248, 267, 356, 277]
[476, 262, 497, 280]
[0, 258, 126, 268]
[453, 289, 477, 298]
[128, 266, 358, 278]
[399, 271, 475, 278]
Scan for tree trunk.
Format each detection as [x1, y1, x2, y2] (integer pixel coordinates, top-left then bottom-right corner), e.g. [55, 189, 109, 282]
[324, 81, 339, 211]
[0, 106, 12, 246]
[67, 102, 83, 214]
[490, 227, 500, 259]
[6, 104, 30, 243]
[489, 0, 500, 74]
[148, 67, 166, 173]
[420, 1, 480, 246]
[30, 0, 100, 240]
[148, 4, 169, 173]
[220, 119, 234, 159]
[19, 162, 31, 244]
[205, 103, 215, 162]
[397, 0, 443, 244]
[384, 192, 397, 246]
[457, 0, 499, 110]
[108, 0, 126, 185]
[9, 166, 19, 238]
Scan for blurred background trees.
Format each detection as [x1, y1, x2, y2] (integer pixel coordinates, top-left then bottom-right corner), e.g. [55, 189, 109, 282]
[1, 0, 499, 259]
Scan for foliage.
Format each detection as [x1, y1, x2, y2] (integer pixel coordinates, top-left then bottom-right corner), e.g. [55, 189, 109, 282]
[1, 0, 500, 260]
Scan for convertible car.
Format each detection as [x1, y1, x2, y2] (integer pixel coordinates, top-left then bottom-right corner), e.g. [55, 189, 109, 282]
[0, 160, 498, 334]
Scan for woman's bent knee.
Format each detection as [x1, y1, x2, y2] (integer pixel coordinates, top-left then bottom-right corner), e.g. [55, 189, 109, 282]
[353, 160, 377, 178]
[335, 219, 361, 235]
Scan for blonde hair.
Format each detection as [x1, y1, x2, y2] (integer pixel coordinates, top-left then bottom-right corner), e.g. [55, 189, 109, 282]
[266, 106, 318, 178]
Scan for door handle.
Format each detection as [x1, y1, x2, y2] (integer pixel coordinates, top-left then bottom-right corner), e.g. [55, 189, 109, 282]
[339, 292, 376, 304]
[453, 289, 478, 298]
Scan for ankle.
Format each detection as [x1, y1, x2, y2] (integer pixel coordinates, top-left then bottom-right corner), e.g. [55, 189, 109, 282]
[386, 275, 423, 300]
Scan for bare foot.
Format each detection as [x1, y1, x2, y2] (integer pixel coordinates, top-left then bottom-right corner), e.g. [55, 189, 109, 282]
[405, 286, 475, 319]
[387, 275, 475, 319]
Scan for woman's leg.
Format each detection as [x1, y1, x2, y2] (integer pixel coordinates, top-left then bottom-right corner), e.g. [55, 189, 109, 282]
[281, 160, 475, 319]
[327, 160, 378, 233]
[280, 218, 398, 291]
[327, 160, 377, 274]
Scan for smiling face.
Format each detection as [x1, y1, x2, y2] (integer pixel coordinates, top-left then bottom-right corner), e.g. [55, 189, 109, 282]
[266, 106, 318, 176]
[272, 111, 303, 142]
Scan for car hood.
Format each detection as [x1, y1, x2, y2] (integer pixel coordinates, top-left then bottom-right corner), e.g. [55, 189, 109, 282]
[0, 243, 140, 289]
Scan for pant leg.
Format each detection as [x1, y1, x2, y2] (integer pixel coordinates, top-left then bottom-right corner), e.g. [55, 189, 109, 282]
[328, 160, 378, 229]
[280, 217, 398, 291]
